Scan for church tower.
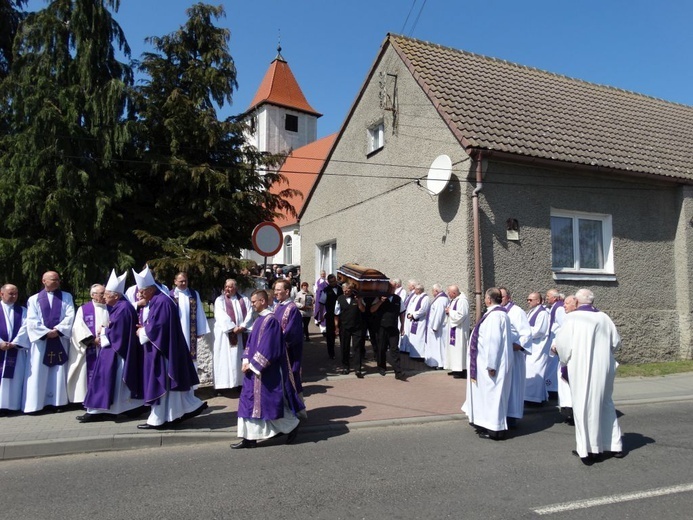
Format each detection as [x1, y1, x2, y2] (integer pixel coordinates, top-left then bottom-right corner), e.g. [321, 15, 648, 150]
[242, 46, 321, 155]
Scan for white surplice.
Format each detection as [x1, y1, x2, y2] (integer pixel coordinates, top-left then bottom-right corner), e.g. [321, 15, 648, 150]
[67, 302, 109, 403]
[424, 293, 449, 368]
[505, 303, 531, 419]
[406, 293, 429, 358]
[24, 291, 75, 413]
[444, 294, 470, 372]
[0, 303, 30, 411]
[555, 310, 623, 457]
[524, 305, 550, 403]
[461, 305, 514, 432]
[212, 294, 253, 389]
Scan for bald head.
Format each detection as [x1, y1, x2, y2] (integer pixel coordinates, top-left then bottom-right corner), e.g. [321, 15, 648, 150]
[1, 284, 19, 305]
[42, 271, 61, 292]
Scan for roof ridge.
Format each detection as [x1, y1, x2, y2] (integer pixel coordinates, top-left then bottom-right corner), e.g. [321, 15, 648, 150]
[389, 33, 693, 111]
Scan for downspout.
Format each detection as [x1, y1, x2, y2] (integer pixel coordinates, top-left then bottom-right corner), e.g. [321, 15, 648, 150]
[472, 150, 483, 322]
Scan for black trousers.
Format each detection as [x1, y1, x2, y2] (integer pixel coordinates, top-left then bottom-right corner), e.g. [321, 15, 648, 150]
[302, 316, 311, 339]
[340, 327, 363, 369]
[325, 312, 336, 358]
[379, 326, 403, 374]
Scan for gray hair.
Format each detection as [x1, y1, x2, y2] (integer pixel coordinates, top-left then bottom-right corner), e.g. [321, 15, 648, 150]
[575, 288, 595, 305]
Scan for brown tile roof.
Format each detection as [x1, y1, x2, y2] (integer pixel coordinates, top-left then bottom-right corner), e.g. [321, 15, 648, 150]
[247, 55, 321, 117]
[271, 133, 337, 227]
[389, 34, 693, 181]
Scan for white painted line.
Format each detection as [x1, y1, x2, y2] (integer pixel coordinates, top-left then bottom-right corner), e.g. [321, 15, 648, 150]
[533, 483, 693, 515]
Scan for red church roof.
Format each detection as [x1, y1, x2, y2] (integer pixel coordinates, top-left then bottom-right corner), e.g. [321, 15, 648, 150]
[247, 51, 321, 117]
[271, 133, 337, 227]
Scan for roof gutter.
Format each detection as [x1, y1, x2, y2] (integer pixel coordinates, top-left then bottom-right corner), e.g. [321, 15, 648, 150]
[472, 150, 484, 322]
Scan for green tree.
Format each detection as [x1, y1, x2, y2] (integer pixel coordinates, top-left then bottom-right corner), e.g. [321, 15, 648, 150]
[0, 0, 134, 295]
[131, 3, 296, 296]
[0, 0, 28, 79]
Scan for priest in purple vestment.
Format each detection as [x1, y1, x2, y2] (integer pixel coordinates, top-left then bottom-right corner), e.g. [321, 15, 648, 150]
[273, 279, 305, 396]
[232, 289, 304, 449]
[78, 270, 145, 422]
[133, 266, 207, 429]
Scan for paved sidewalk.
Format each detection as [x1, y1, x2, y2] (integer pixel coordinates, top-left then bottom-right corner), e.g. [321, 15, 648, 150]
[1, 334, 692, 460]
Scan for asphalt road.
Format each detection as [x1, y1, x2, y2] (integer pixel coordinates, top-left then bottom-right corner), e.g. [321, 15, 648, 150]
[1, 401, 691, 520]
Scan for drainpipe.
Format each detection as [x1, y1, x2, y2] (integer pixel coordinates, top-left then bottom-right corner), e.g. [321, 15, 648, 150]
[472, 150, 483, 322]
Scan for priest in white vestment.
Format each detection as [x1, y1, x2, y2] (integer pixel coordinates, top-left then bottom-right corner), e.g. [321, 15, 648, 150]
[544, 289, 565, 394]
[462, 287, 513, 439]
[213, 279, 253, 391]
[404, 284, 429, 359]
[24, 271, 75, 413]
[0, 284, 30, 413]
[398, 280, 416, 353]
[424, 284, 449, 368]
[555, 289, 623, 462]
[500, 287, 531, 423]
[524, 292, 551, 404]
[67, 284, 109, 404]
[170, 273, 210, 366]
[444, 285, 469, 377]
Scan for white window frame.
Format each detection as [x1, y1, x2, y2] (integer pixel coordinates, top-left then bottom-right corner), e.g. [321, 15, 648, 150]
[317, 241, 337, 278]
[550, 209, 615, 281]
[367, 121, 384, 154]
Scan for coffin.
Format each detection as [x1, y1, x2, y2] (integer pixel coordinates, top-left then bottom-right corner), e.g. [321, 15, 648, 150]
[336, 263, 391, 296]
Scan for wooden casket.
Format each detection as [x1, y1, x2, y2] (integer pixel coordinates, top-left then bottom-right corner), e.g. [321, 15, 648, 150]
[336, 263, 391, 296]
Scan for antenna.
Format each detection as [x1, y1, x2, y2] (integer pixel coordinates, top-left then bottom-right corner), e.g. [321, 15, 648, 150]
[425, 154, 452, 195]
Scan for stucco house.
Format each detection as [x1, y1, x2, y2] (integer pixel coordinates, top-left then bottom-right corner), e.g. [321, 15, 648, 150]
[299, 33, 693, 363]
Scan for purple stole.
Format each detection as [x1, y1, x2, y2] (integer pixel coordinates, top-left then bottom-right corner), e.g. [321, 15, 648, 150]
[171, 289, 199, 359]
[469, 306, 506, 382]
[528, 306, 544, 327]
[576, 304, 599, 312]
[80, 301, 99, 387]
[409, 294, 425, 334]
[37, 290, 67, 366]
[224, 294, 248, 346]
[548, 300, 564, 330]
[0, 305, 23, 378]
[449, 298, 459, 345]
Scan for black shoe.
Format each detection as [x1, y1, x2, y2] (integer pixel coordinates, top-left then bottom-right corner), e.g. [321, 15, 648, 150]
[137, 423, 164, 430]
[230, 439, 257, 449]
[611, 450, 626, 459]
[180, 401, 208, 422]
[338, 367, 350, 375]
[395, 372, 408, 381]
[286, 425, 299, 444]
[355, 371, 365, 379]
[76, 413, 110, 423]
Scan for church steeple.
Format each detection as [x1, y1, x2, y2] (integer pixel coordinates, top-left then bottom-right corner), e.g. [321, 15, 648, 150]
[246, 48, 321, 117]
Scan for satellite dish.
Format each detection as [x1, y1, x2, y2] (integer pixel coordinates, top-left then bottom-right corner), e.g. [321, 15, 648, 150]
[425, 154, 452, 195]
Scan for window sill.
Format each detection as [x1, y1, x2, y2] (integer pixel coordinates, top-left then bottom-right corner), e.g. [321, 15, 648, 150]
[366, 146, 383, 158]
[552, 272, 616, 282]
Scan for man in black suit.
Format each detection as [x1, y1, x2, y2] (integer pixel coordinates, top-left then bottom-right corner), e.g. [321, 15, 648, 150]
[322, 274, 343, 360]
[370, 282, 408, 381]
[334, 283, 365, 376]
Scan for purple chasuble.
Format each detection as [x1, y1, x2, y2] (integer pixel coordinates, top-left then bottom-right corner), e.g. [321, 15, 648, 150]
[141, 290, 199, 405]
[274, 301, 304, 394]
[409, 295, 425, 334]
[80, 301, 100, 388]
[84, 298, 144, 409]
[0, 305, 23, 378]
[468, 306, 507, 382]
[313, 278, 328, 324]
[37, 289, 67, 366]
[449, 299, 459, 345]
[237, 313, 305, 421]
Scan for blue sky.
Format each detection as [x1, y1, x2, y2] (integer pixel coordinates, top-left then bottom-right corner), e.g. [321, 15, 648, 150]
[25, 1, 693, 138]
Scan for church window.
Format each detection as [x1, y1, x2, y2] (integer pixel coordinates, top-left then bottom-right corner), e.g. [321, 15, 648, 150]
[285, 114, 299, 132]
[550, 209, 615, 280]
[284, 235, 293, 264]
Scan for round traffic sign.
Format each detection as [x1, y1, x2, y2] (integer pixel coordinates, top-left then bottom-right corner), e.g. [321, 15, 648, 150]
[251, 222, 283, 256]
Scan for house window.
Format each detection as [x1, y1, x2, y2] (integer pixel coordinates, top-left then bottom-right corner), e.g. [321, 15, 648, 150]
[284, 235, 293, 265]
[318, 242, 337, 277]
[367, 121, 384, 153]
[285, 114, 298, 132]
[551, 210, 614, 280]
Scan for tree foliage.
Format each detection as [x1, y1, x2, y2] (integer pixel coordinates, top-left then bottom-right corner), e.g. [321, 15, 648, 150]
[0, 2, 297, 299]
[130, 3, 296, 294]
[0, 0, 134, 295]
